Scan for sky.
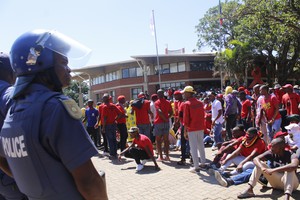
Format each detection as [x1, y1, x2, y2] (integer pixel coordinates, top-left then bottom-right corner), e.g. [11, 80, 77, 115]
[0, 0, 220, 67]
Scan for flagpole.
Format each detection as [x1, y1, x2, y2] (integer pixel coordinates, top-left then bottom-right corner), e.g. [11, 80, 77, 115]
[152, 10, 161, 88]
[219, 0, 223, 91]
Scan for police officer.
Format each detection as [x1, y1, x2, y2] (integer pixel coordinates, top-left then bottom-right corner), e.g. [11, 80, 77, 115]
[0, 52, 28, 200]
[0, 30, 107, 200]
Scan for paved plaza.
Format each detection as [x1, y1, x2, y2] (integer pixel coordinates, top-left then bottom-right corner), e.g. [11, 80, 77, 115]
[92, 147, 300, 200]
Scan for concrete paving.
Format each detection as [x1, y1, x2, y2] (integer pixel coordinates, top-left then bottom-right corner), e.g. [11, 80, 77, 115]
[92, 147, 300, 200]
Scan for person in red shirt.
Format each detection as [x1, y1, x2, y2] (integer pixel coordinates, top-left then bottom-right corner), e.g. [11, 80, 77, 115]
[173, 91, 190, 165]
[210, 125, 246, 169]
[116, 95, 128, 151]
[259, 85, 282, 143]
[98, 102, 109, 155]
[118, 127, 160, 172]
[282, 84, 300, 115]
[182, 86, 206, 173]
[240, 91, 252, 130]
[102, 93, 123, 158]
[218, 127, 266, 175]
[153, 89, 173, 161]
[131, 92, 153, 139]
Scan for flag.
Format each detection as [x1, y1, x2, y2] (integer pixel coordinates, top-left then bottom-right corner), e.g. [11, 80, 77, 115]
[219, 0, 223, 26]
[150, 11, 155, 36]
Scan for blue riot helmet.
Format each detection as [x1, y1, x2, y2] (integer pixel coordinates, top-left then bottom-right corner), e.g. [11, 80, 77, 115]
[10, 29, 91, 98]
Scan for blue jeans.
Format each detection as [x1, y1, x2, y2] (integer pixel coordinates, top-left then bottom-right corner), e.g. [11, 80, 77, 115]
[267, 118, 282, 141]
[231, 168, 253, 185]
[203, 135, 213, 144]
[105, 124, 118, 156]
[213, 123, 223, 145]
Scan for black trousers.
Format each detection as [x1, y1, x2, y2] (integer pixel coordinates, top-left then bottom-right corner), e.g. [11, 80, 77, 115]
[100, 125, 109, 152]
[87, 126, 99, 147]
[225, 114, 237, 140]
[124, 147, 150, 164]
[117, 123, 128, 151]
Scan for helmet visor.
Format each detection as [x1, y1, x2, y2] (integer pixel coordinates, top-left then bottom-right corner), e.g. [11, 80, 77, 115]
[36, 30, 91, 69]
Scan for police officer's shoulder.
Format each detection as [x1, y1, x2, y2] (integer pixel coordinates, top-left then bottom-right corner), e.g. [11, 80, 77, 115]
[55, 94, 82, 120]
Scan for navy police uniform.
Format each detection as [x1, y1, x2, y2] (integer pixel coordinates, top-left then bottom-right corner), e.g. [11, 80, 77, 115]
[0, 81, 28, 200]
[0, 84, 99, 200]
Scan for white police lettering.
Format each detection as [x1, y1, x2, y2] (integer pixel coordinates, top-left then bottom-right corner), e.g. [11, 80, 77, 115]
[1, 136, 28, 158]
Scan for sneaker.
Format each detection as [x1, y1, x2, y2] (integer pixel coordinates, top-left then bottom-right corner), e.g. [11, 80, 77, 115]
[136, 164, 144, 171]
[214, 170, 228, 187]
[189, 167, 200, 173]
[141, 160, 147, 165]
[211, 146, 218, 151]
[177, 159, 186, 165]
[258, 175, 268, 187]
[199, 164, 208, 171]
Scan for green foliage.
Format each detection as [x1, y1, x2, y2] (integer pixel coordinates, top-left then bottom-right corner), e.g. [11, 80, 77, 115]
[63, 80, 89, 104]
[196, 0, 300, 84]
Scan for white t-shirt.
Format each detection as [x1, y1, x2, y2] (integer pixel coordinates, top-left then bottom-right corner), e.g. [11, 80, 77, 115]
[211, 99, 224, 124]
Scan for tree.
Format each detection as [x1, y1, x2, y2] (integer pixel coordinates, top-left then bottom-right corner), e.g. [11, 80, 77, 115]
[196, 0, 241, 51]
[196, 0, 300, 85]
[63, 80, 89, 105]
[236, 0, 300, 84]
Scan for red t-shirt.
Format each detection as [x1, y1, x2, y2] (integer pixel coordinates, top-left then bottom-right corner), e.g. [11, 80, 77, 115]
[174, 100, 184, 121]
[98, 103, 105, 125]
[239, 137, 266, 157]
[116, 103, 126, 124]
[183, 97, 205, 132]
[133, 134, 154, 156]
[241, 99, 251, 119]
[132, 100, 151, 125]
[282, 93, 300, 115]
[102, 103, 122, 125]
[154, 98, 172, 124]
[178, 101, 185, 124]
[261, 95, 281, 120]
[231, 137, 244, 149]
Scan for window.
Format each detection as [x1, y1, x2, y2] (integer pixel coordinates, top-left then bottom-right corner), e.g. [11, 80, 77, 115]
[131, 88, 142, 100]
[106, 71, 118, 82]
[136, 67, 143, 76]
[170, 63, 177, 73]
[109, 90, 115, 102]
[122, 67, 142, 78]
[92, 75, 105, 85]
[129, 68, 136, 77]
[161, 82, 185, 90]
[122, 69, 129, 78]
[190, 61, 214, 71]
[178, 62, 185, 72]
[161, 64, 170, 74]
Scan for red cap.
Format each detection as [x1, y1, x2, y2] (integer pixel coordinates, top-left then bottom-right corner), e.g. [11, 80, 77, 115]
[282, 84, 293, 89]
[117, 95, 125, 101]
[274, 131, 288, 138]
[138, 93, 145, 98]
[238, 86, 245, 92]
[173, 91, 182, 95]
[217, 94, 223, 98]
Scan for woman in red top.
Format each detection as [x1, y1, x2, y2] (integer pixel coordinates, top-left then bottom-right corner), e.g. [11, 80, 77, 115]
[240, 91, 252, 130]
[259, 85, 282, 143]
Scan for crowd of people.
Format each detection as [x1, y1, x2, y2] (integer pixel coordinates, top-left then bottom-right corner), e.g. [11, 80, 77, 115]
[1, 29, 300, 200]
[82, 82, 300, 200]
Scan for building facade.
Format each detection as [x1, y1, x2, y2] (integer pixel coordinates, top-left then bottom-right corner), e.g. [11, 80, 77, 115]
[72, 53, 221, 103]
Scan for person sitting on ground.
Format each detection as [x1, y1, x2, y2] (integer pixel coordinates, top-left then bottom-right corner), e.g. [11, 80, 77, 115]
[210, 125, 246, 169]
[237, 138, 299, 200]
[217, 127, 266, 176]
[118, 127, 160, 172]
[284, 123, 300, 151]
